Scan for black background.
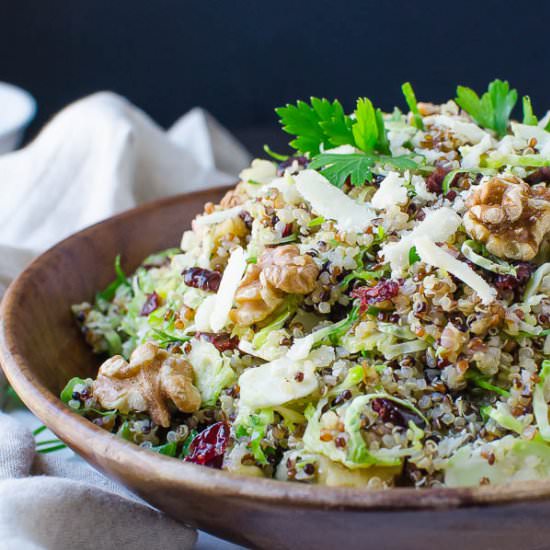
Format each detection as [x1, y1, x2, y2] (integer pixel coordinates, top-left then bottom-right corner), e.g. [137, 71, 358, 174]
[2, 0, 550, 155]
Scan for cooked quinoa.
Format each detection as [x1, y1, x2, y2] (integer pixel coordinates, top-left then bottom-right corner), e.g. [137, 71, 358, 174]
[64, 80, 550, 488]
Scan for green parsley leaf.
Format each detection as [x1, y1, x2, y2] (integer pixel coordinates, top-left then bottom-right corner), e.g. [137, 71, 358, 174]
[309, 153, 375, 187]
[522, 95, 538, 126]
[455, 79, 518, 137]
[401, 82, 424, 130]
[408, 246, 421, 265]
[275, 98, 353, 155]
[352, 98, 390, 154]
[309, 153, 419, 188]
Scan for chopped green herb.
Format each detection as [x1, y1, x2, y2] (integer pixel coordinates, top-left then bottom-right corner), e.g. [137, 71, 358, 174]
[455, 79, 518, 137]
[307, 216, 325, 227]
[96, 254, 131, 303]
[275, 97, 353, 155]
[309, 153, 419, 188]
[263, 144, 289, 161]
[401, 82, 424, 130]
[522, 95, 538, 126]
[352, 97, 390, 154]
[408, 246, 421, 265]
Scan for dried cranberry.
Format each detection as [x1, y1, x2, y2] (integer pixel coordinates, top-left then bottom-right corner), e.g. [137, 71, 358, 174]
[182, 267, 222, 292]
[239, 210, 253, 229]
[425, 166, 450, 194]
[371, 398, 425, 428]
[282, 223, 294, 237]
[195, 332, 240, 352]
[351, 280, 401, 312]
[371, 398, 406, 427]
[445, 190, 457, 201]
[494, 262, 534, 297]
[140, 291, 160, 316]
[525, 167, 550, 184]
[184, 422, 230, 468]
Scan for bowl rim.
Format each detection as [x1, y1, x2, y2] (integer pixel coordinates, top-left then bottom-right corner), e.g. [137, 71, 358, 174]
[0, 81, 37, 137]
[2, 188, 550, 512]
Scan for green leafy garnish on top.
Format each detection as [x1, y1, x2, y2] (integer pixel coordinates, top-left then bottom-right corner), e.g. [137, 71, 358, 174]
[275, 97, 353, 155]
[401, 82, 424, 130]
[455, 79, 518, 137]
[352, 97, 390, 154]
[309, 152, 419, 188]
[522, 95, 538, 126]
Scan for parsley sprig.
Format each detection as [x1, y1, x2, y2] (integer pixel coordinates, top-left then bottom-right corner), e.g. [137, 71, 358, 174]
[275, 98, 353, 155]
[276, 96, 393, 156]
[309, 153, 419, 188]
[455, 79, 518, 137]
[276, 94, 424, 187]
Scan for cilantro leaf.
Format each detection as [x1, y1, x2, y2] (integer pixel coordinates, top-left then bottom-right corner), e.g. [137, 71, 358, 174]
[275, 98, 353, 155]
[309, 153, 419, 188]
[401, 82, 424, 130]
[455, 79, 518, 137]
[352, 98, 390, 154]
[522, 95, 538, 126]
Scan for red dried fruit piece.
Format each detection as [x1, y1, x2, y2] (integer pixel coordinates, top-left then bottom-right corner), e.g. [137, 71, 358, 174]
[182, 267, 222, 292]
[282, 223, 294, 238]
[195, 332, 240, 352]
[494, 262, 533, 297]
[184, 422, 230, 468]
[371, 398, 406, 427]
[140, 292, 160, 316]
[371, 398, 425, 428]
[425, 166, 450, 194]
[525, 167, 550, 184]
[351, 280, 400, 312]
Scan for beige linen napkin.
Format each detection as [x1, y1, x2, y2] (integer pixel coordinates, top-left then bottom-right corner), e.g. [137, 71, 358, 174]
[0, 413, 198, 550]
[0, 93, 251, 549]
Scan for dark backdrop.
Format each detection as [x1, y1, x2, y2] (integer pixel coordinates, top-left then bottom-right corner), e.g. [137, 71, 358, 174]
[2, 0, 550, 156]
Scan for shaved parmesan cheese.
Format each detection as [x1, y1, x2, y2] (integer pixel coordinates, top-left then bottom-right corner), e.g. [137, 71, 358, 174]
[371, 172, 408, 210]
[287, 333, 315, 361]
[239, 356, 318, 409]
[263, 175, 302, 204]
[194, 205, 244, 226]
[429, 115, 489, 144]
[210, 246, 247, 331]
[382, 207, 461, 274]
[460, 134, 494, 169]
[194, 294, 216, 331]
[239, 158, 277, 185]
[294, 170, 375, 232]
[511, 122, 550, 156]
[412, 175, 437, 202]
[415, 236, 496, 304]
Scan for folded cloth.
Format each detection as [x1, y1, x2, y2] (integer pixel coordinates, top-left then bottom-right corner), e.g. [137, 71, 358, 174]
[0, 413, 197, 550]
[0, 91, 250, 259]
[0, 93, 251, 549]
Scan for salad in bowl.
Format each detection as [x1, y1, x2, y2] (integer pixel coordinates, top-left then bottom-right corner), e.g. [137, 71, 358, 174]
[63, 80, 550, 489]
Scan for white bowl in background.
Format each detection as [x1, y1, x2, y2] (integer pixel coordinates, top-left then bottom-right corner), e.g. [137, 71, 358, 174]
[0, 82, 36, 154]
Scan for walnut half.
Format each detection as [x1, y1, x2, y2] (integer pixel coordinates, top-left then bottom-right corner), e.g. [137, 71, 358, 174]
[230, 245, 319, 326]
[464, 175, 550, 261]
[93, 342, 201, 427]
[260, 245, 319, 294]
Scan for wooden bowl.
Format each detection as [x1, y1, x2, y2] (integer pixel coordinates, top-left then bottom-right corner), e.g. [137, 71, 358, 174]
[2, 188, 550, 550]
